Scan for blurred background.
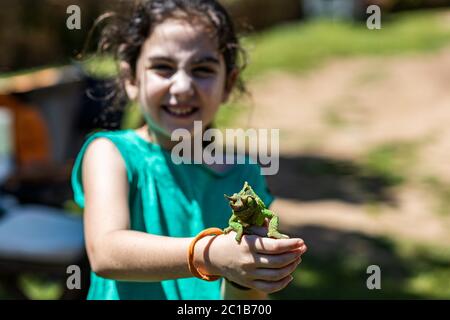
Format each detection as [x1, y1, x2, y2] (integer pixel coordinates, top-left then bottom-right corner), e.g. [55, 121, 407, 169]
[0, 0, 450, 299]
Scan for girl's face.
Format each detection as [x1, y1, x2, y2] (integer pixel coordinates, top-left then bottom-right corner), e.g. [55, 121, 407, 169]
[125, 18, 235, 136]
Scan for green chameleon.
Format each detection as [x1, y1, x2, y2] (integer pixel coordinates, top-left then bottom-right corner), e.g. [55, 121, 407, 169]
[223, 181, 289, 243]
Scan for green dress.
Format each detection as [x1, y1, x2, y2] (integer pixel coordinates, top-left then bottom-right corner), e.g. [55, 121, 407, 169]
[71, 129, 274, 300]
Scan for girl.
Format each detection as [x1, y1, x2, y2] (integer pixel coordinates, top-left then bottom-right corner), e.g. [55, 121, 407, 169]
[72, 0, 307, 300]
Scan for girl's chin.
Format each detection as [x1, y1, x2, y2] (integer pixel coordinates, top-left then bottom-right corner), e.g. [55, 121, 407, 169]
[159, 113, 205, 134]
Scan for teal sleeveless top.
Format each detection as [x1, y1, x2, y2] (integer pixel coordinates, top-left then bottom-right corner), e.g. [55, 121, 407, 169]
[71, 130, 274, 300]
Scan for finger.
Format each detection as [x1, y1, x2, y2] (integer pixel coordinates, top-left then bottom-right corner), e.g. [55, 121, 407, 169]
[245, 236, 305, 254]
[285, 243, 308, 255]
[255, 250, 303, 268]
[253, 258, 301, 282]
[251, 275, 294, 294]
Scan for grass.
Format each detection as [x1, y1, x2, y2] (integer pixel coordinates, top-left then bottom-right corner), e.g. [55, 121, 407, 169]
[278, 151, 417, 205]
[358, 141, 420, 187]
[272, 232, 450, 299]
[245, 10, 450, 79]
[213, 100, 252, 129]
[0, 275, 64, 300]
[19, 274, 63, 300]
[422, 176, 450, 216]
[323, 107, 349, 128]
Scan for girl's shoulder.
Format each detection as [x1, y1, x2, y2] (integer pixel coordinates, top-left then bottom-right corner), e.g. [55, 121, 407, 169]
[72, 129, 154, 207]
[81, 129, 149, 157]
[72, 130, 142, 186]
[83, 129, 137, 145]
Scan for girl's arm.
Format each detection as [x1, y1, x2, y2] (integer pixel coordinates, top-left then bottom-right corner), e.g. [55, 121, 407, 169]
[83, 138, 306, 292]
[83, 138, 208, 281]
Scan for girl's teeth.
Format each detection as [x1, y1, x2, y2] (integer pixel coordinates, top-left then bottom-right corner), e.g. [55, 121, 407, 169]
[167, 106, 194, 115]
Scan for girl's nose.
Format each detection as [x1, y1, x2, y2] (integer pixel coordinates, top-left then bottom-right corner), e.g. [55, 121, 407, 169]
[169, 70, 194, 99]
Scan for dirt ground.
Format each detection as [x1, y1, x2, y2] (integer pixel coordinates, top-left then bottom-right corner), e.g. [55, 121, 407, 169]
[238, 46, 450, 247]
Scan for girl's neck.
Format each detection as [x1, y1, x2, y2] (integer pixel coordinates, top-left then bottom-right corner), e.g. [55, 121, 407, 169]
[134, 125, 232, 174]
[135, 125, 204, 152]
[134, 125, 175, 150]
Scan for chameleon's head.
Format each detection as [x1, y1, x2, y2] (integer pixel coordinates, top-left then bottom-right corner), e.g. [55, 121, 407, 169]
[224, 181, 260, 217]
[224, 193, 257, 215]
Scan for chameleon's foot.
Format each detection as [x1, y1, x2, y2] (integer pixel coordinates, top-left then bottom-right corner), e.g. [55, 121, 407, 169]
[224, 227, 243, 243]
[235, 232, 243, 243]
[267, 231, 290, 239]
[223, 227, 233, 234]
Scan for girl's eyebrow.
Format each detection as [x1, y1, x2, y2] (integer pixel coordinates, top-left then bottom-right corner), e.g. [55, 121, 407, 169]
[191, 56, 220, 65]
[148, 56, 220, 65]
[147, 56, 173, 63]
[147, 55, 220, 65]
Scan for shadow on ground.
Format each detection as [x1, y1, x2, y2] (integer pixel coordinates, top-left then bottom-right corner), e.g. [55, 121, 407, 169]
[272, 225, 450, 299]
[266, 155, 399, 205]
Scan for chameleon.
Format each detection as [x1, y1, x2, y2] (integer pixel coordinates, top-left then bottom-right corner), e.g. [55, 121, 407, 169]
[223, 181, 289, 243]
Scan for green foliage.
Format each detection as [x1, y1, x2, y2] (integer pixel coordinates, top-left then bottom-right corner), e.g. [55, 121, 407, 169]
[213, 101, 250, 129]
[245, 10, 450, 78]
[121, 102, 144, 129]
[82, 55, 118, 78]
[359, 142, 419, 186]
[322, 107, 349, 128]
[422, 176, 450, 215]
[272, 232, 450, 299]
[19, 274, 63, 300]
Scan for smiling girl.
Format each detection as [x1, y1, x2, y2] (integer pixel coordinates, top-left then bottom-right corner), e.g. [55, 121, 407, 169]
[72, 0, 307, 300]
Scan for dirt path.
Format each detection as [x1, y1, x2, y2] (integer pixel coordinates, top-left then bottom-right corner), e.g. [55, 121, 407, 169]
[240, 46, 450, 246]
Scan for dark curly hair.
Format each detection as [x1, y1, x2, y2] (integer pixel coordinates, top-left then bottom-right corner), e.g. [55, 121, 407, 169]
[90, 0, 248, 113]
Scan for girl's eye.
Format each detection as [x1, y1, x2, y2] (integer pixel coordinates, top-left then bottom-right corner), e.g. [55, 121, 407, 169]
[150, 64, 174, 75]
[193, 67, 215, 77]
[154, 65, 172, 70]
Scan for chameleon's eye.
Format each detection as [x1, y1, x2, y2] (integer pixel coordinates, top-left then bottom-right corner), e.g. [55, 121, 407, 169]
[245, 196, 254, 206]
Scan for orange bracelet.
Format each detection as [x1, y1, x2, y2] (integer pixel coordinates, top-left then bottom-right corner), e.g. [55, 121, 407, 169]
[188, 228, 224, 281]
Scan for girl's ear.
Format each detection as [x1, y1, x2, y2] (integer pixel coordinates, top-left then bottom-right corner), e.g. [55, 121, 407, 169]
[222, 68, 239, 103]
[120, 61, 139, 101]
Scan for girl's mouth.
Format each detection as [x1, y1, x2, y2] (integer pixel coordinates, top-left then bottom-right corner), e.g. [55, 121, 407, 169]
[162, 104, 199, 118]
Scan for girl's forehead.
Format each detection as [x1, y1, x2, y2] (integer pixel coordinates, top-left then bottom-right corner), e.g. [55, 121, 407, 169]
[142, 18, 221, 60]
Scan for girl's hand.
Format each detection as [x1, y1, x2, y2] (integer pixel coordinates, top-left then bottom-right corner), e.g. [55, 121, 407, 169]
[203, 232, 307, 294]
